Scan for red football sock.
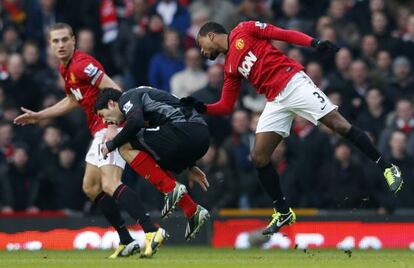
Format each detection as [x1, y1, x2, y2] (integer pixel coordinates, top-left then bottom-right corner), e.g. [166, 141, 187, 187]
[178, 193, 197, 218]
[129, 151, 176, 193]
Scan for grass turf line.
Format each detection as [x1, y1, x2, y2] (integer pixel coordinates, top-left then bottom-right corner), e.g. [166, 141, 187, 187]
[0, 247, 413, 268]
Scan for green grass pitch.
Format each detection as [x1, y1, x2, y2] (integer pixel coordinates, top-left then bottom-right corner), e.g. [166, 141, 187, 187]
[1, 247, 413, 268]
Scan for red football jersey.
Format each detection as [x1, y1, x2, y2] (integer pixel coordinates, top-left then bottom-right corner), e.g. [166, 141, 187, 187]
[206, 21, 313, 116]
[59, 50, 106, 135]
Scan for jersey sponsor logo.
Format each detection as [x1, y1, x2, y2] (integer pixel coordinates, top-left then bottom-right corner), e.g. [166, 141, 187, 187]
[255, 21, 267, 29]
[70, 87, 83, 101]
[235, 38, 244, 50]
[238, 51, 257, 78]
[83, 63, 98, 77]
[122, 101, 133, 114]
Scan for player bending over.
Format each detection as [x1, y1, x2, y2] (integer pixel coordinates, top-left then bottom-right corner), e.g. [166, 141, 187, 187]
[94, 86, 210, 241]
[181, 21, 403, 235]
[13, 23, 165, 258]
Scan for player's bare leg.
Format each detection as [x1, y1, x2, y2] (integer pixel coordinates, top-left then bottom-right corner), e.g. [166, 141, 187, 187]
[319, 110, 403, 194]
[83, 164, 137, 258]
[251, 132, 296, 235]
[119, 143, 209, 241]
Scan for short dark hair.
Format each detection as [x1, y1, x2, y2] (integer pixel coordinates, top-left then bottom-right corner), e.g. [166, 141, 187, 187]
[94, 88, 123, 113]
[198, 22, 227, 37]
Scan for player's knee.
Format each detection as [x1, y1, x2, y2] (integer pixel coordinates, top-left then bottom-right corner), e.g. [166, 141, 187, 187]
[101, 180, 115, 196]
[82, 182, 98, 200]
[251, 152, 271, 168]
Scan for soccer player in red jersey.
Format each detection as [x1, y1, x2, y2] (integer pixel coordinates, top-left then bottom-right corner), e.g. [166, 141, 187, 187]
[13, 23, 169, 258]
[182, 21, 404, 235]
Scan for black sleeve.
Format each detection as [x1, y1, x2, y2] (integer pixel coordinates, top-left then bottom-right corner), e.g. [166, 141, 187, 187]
[106, 94, 145, 152]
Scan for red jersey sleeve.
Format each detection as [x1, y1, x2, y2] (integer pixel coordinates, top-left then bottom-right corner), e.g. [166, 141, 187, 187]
[206, 75, 241, 116]
[72, 57, 105, 86]
[240, 21, 313, 47]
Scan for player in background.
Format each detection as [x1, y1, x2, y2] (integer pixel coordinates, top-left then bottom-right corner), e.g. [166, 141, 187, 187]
[13, 23, 166, 258]
[94, 87, 210, 241]
[181, 21, 404, 235]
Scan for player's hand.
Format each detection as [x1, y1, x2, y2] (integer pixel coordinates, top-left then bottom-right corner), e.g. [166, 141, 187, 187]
[188, 166, 209, 191]
[104, 125, 118, 142]
[180, 97, 207, 114]
[13, 107, 41, 125]
[311, 39, 339, 53]
[100, 142, 110, 159]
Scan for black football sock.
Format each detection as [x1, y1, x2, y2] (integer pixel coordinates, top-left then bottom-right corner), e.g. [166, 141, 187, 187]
[113, 184, 158, 233]
[256, 163, 289, 213]
[95, 192, 134, 245]
[345, 126, 391, 170]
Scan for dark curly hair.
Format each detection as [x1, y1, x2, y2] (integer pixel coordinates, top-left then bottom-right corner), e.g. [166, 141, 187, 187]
[94, 88, 122, 113]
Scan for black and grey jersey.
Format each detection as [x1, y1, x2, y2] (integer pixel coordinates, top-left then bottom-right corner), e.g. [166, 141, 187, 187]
[119, 86, 206, 128]
[106, 86, 206, 152]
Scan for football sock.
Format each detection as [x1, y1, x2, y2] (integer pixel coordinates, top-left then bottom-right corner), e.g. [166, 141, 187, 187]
[95, 192, 134, 244]
[129, 151, 176, 193]
[256, 163, 289, 213]
[178, 193, 198, 218]
[345, 126, 391, 170]
[113, 184, 158, 233]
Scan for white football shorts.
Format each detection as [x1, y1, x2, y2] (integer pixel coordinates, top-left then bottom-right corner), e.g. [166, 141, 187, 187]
[256, 71, 337, 137]
[85, 128, 126, 169]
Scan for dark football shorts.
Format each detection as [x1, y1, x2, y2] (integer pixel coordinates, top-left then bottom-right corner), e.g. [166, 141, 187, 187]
[130, 122, 210, 173]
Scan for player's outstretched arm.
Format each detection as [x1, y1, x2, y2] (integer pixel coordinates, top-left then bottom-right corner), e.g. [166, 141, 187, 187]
[188, 166, 209, 191]
[14, 95, 79, 125]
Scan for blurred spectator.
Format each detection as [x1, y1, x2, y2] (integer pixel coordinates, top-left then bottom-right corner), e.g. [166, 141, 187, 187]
[356, 87, 388, 144]
[0, 143, 39, 212]
[327, 0, 360, 48]
[388, 56, 414, 103]
[189, 0, 236, 31]
[152, 0, 191, 35]
[276, 0, 312, 33]
[0, 44, 9, 81]
[189, 144, 237, 212]
[360, 34, 378, 68]
[25, 0, 65, 48]
[285, 116, 331, 207]
[3, 53, 41, 110]
[317, 141, 369, 209]
[305, 61, 329, 91]
[378, 99, 414, 157]
[128, 13, 164, 87]
[0, 121, 14, 164]
[170, 47, 208, 97]
[327, 47, 353, 94]
[400, 14, 414, 61]
[347, 59, 370, 118]
[371, 11, 399, 54]
[236, 0, 273, 24]
[148, 29, 184, 92]
[52, 145, 85, 210]
[371, 50, 392, 86]
[192, 64, 231, 145]
[385, 130, 414, 208]
[222, 109, 257, 208]
[286, 47, 305, 65]
[35, 125, 64, 209]
[184, 9, 208, 49]
[2, 24, 22, 53]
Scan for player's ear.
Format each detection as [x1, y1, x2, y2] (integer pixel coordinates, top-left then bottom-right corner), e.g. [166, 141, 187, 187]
[207, 32, 215, 41]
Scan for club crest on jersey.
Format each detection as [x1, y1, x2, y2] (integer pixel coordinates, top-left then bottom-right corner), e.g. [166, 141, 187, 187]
[235, 38, 244, 50]
[83, 63, 98, 77]
[255, 21, 267, 29]
[122, 101, 133, 114]
[238, 51, 257, 78]
[70, 72, 77, 83]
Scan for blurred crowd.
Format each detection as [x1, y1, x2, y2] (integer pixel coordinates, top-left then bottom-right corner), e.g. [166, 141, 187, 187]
[0, 0, 414, 215]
